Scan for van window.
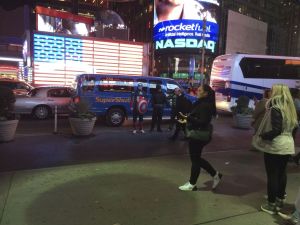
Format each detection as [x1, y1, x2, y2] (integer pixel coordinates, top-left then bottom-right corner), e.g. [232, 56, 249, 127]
[81, 76, 96, 92]
[98, 78, 134, 92]
[166, 80, 180, 95]
[149, 80, 162, 94]
[136, 79, 148, 92]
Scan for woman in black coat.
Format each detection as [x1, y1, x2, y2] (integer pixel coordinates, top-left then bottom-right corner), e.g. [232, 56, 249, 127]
[179, 84, 222, 191]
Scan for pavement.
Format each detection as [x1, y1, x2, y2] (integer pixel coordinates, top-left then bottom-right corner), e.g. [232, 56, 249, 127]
[0, 115, 300, 225]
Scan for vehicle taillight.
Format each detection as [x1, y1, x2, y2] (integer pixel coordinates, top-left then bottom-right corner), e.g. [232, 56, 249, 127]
[225, 81, 230, 89]
[74, 96, 80, 103]
[227, 95, 231, 102]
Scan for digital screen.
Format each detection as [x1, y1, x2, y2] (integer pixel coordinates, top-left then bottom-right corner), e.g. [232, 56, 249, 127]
[33, 33, 144, 86]
[153, 0, 220, 54]
[36, 6, 93, 36]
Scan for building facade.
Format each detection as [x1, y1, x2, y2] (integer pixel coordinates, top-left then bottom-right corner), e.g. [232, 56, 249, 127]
[0, 0, 299, 83]
[220, 0, 300, 56]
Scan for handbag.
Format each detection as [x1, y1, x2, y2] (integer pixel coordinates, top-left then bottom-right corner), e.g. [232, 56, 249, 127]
[251, 109, 272, 151]
[185, 124, 213, 141]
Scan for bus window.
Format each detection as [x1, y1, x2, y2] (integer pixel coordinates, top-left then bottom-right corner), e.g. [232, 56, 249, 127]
[240, 58, 279, 78]
[279, 64, 300, 79]
[240, 58, 300, 79]
[149, 80, 162, 94]
[136, 79, 148, 92]
[98, 78, 134, 92]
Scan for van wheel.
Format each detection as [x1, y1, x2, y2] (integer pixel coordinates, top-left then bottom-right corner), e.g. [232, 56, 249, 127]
[106, 108, 125, 127]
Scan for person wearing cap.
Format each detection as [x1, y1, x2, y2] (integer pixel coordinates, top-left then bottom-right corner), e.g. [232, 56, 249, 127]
[131, 83, 148, 134]
[150, 84, 167, 132]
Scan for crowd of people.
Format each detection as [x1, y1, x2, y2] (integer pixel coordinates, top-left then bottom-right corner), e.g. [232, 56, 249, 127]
[130, 82, 300, 224]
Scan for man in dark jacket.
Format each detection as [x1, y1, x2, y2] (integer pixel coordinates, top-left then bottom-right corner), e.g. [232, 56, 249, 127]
[167, 89, 177, 131]
[169, 88, 192, 140]
[150, 84, 167, 132]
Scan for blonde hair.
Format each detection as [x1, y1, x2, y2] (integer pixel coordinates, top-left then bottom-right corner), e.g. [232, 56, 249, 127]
[267, 84, 298, 130]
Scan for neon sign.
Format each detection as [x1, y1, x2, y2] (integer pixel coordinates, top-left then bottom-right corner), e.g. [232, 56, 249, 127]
[155, 39, 216, 52]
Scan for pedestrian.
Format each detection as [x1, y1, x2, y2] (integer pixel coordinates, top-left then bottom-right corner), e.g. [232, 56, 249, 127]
[167, 88, 177, 131]
[252, 89, 271, 134]
[150, 84, 167, 132]
[131, 83, 147, 134]
[178, 84, 222, 191]
[290, 88, 300, 165]
[169, 87, 192, 140]
[252, 84, 298, 214]
[0, 85, 16, 119]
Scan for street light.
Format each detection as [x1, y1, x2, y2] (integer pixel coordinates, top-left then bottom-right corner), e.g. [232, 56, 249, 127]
[201, 15, 207, 85]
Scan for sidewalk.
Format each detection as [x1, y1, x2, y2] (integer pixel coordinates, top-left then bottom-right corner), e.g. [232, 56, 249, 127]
[1, 116, 300, 225]
[1, 148, 299, 225]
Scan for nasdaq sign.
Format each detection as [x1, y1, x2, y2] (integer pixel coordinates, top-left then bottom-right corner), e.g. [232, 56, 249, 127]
[154, 19, 219, 53]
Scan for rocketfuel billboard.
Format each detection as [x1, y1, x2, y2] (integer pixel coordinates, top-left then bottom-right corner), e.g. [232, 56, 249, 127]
[153, 0, 220, 54]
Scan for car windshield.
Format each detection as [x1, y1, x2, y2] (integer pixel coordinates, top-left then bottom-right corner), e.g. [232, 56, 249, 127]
[28, 88, 39, 97]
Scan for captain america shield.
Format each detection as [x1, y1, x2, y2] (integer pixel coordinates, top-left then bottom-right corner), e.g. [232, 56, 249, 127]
[137, 99, 148, 114]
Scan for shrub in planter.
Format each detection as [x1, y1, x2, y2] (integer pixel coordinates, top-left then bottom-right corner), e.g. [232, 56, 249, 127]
[69, 100, 96, 136]
[231, 95, 254, 129]
[0, 86, 19, 142]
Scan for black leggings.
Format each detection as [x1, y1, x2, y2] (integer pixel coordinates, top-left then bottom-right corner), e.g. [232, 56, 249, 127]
[264, 153, 290, 203]
[188, 139, 216, 185]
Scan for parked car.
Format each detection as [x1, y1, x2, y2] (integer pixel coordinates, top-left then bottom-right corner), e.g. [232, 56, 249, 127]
[14, 86, 75, 119]
[0, 79, 33, 95]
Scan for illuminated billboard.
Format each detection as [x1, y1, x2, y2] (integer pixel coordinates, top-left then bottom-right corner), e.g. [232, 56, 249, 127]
[153, 0, 220, 54]
[36, 6, 94, 36]
[32, 33, 144, 86]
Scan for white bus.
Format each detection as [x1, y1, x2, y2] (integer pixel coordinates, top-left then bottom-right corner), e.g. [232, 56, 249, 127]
[210, 54, 300, 111]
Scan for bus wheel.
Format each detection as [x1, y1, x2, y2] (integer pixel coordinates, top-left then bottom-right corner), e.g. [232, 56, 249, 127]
[106, 108, 125, 127]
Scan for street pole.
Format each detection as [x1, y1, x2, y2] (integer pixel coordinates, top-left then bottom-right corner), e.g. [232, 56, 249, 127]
[201, 16, 207, 85]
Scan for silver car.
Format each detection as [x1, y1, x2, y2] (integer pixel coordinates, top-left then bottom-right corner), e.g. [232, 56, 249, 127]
[14, 86, 75, 119]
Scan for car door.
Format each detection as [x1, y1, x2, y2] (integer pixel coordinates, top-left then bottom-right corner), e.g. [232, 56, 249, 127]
[47, 88, 72, 114]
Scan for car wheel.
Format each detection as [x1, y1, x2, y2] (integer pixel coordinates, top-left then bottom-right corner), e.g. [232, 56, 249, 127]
[106, 108, 125, 127]
[33, 105, 51, 120]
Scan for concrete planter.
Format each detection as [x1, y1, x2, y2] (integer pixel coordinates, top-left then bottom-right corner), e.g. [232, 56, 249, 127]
[0, 120, 19, 142]
[69, 117, 96, 136]
[233, 114, 252, 129]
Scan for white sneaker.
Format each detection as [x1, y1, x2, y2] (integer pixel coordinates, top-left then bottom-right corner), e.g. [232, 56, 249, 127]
[178, 182, 196, 191]
[140, 129, 145, 134]
[132, 130, 137, 134]
[212, 172, 222, 189]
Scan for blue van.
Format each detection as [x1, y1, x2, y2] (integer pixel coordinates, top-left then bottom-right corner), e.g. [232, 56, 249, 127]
[74, 74, 197, 126]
